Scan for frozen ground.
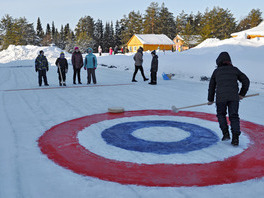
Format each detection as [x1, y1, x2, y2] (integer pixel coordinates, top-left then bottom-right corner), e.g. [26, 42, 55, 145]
[0, 37, 264, 197]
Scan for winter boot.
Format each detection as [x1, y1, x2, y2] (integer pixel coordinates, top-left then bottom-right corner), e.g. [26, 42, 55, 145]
[221, 129, 230, 141]
[132, 79, 137, 82]
[231, 135, 239, 146]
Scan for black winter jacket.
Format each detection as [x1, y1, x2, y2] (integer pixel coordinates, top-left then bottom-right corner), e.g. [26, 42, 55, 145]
[55, 58, 68, 73]
[150, 55, 158, 72]
[208, 52, 250, 102]
[71, 51, 83, 69]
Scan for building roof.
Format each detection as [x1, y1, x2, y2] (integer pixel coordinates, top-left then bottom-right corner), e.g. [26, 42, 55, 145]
[174, 34, 202, 45]
[134, 34, 174, 45]
[231, 21, 264, 37]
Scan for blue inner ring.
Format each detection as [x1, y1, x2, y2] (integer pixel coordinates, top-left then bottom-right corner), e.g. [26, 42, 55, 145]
[101, 120, 219, 154]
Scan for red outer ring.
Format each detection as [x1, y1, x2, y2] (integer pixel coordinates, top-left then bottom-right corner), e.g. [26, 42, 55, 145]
[38, 110, 264, 187]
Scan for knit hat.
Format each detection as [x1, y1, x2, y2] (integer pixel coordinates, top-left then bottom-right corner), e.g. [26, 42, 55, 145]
[74, 47, 79, 50]
[60, 52, 65, 57]
[151, 50, 156, 55]
[39, 50, 44, 55]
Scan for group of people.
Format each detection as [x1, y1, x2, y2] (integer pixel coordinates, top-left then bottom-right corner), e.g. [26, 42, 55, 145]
[35, 46, 250, 146]
[132, 46, 158, 85]
[35, 47, 97, 87]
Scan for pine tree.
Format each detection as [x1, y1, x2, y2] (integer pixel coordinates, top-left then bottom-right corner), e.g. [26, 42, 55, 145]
[175, 10, 188, 35]
[36, 17, 44, 45]
[200, 7, 236, 40]
[103, 22, 111, 52]
[75, 16, 95, 52]
[114, 20, 122, 48]
[94, 19, 104, 52]
[143, 2, 160, 34]
[120, 11, 143, 45]
[0, 15, 37, 49]
[0, 15, 14, 49]
[42, 23, 52, 46]
[64, 24, 75, 52]
[236, 9, 263, 31]
[51, 21, 56, 44]
[157, 3, 176, 39]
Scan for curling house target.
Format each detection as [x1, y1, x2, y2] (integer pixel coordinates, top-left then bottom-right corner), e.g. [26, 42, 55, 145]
[38, 110, 264, 187]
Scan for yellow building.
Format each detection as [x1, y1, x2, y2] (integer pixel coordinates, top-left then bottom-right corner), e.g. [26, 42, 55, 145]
[173, 34, 201, 52]
[127, 34, 174, 53]
[231, 21, 264, 39]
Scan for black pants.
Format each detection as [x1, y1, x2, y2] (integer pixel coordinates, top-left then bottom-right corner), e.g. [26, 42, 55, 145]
[150, 72, 157, 83]
[87, 68, 96, 84]
[132, 65, 147, 80]
[58, 69, 66, 83]
[73, 68, 81, 83]
[216, 101, 241, 136]
[38, 70, 48, 86]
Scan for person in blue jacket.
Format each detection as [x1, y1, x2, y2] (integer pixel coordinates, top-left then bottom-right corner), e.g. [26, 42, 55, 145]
[84, 48, 97, 84]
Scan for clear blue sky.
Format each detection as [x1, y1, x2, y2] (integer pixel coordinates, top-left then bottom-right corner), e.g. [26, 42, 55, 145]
[1, 0, 263, 30]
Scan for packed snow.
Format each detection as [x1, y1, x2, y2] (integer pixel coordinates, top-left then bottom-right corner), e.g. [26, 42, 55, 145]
[0, 36, 264, 198]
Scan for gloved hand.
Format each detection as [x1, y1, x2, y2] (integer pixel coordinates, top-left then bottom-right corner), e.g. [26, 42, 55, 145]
[239, 95, 244, 100]
[84, 67, 86, 70]
[35, 68, 38, 72]
[94, 67, 96, 70]
[207, 101, 214, 105]
[47, 68, 49, 71]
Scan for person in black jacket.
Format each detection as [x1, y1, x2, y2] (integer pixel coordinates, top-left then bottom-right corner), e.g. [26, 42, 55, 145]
[149, 50, 158, 85]
[55, 52, 68, 86]
[207, 51, 249, 146]
[35, 50, 49, 86]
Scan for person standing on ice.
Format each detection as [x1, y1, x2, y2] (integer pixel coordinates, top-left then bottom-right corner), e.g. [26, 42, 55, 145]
[207, 51, 249, 146]
[55, 52, 68, 86]
[71, 47, 83, 84]
[35, 50, 49, 86]
[149, 50, 158, 85]
[109, 47, 113, 55]
[84, 48, 97, 84]
[98, 46, 102, 56]
[132, 47, 148, 82]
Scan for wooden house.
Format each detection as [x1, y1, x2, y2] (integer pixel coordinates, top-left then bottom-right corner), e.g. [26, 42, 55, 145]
[173, 34, 201, 52]
[126, 34, 174, 52]
[231, 21, 264, 39]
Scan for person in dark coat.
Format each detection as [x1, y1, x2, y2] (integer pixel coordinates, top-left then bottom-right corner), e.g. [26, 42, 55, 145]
[132, 47, 148, 82]
[35, 50, 49, 86]
[55, 52, 68, 86]
[207, 51, 250, 146]
[71, 47, 83, 84]
[114, 45, 118, 55]
[149, 50, 158, 85]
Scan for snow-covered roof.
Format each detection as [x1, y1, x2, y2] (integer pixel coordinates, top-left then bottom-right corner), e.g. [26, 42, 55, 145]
[134, 34, 174, 45]
[231, 21, 264, 37]
[175, 35, 202, 45]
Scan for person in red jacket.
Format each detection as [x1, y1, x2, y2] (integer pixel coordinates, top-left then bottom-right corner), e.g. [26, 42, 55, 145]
[71, 47, 83, 84]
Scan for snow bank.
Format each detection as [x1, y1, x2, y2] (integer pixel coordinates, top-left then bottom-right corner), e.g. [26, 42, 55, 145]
[0, 45, 70, 66]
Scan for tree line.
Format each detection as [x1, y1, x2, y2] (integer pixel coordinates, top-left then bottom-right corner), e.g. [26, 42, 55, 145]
[0, 2, 263, 53]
